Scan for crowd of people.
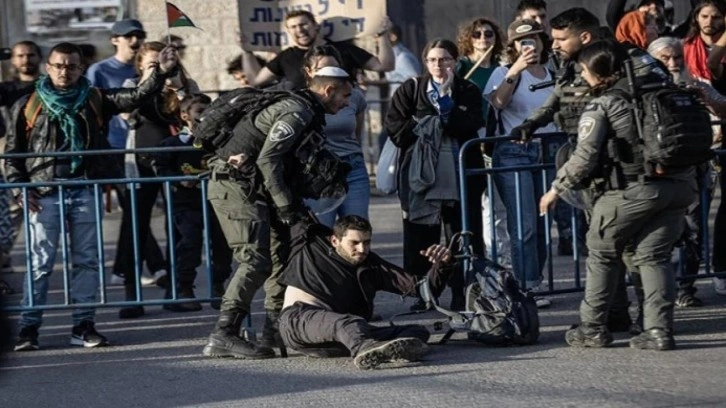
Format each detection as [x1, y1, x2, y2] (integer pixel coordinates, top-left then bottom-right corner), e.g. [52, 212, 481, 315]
[1, 0, 726, 369]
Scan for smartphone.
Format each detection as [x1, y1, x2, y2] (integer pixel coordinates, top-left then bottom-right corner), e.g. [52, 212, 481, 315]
[0, 47, 11, 61]
[520, 39, 536, 52]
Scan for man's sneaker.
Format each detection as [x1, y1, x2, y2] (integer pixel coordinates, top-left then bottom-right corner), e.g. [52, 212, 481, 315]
[109, 273, 125, 286]
[14, 325, 40, 351]
[675, 292, 703, 308]
[713, 277, 726, 296]
[202, 331, 275, 359]
[565, 326, 613, 348]
[534, 296, 552, 308]
[353, 337, 429, 369]
[70, 321, 109, 348]
[141, 269, 168, 287]
[530, 286, 552, 308]
[629, 328, 675, 351]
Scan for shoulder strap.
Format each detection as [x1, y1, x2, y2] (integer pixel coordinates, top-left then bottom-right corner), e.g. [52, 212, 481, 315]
[24, 92, 42, 134]
[26, 88, 105, 133]
[87, 87, 104, 128]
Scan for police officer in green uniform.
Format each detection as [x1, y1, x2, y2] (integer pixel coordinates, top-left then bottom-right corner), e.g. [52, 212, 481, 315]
[509, 8, 636, 331]
[540, 40, 696, 351]
[202, 66, 353, 359]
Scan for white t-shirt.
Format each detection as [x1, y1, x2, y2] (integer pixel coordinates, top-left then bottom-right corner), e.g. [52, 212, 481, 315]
[483, 66, 558, 136]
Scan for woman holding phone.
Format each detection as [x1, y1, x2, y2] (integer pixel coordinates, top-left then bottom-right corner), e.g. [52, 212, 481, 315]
[482, 19, 556, 306]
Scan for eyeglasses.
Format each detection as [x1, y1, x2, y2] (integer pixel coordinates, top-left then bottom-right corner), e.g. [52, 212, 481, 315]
[425, 57, 454, 65]
[472, 30, 495, 39]
[47, 63, 82, 72]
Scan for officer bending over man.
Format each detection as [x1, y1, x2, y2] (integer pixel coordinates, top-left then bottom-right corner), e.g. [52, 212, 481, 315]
[202, 66, 353, 360]
[278, 215, 455, 369]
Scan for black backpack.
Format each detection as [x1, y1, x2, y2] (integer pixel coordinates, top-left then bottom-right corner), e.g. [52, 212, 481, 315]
[614, 58, 714, 176]
[193, 87, 292, 160]
[418, 239, 540, 346]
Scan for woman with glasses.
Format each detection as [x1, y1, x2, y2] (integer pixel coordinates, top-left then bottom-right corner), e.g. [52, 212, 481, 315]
[385, 38, 485, 311]
[482, 20, 557, 306]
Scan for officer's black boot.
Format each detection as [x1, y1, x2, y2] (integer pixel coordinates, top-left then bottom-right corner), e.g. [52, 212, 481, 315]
[119, 283, 145, 319]
[202, 311, 275, 359]
[260, 309, 288, 357]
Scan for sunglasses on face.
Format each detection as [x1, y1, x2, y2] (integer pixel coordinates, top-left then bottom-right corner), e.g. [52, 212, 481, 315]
[472, 30, 495, 39]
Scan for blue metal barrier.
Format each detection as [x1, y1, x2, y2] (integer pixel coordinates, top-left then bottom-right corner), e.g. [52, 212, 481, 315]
[0, 147, 221, 312]
[457, 133, 726, 295]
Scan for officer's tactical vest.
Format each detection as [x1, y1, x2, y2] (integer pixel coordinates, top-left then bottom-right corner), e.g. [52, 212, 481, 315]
[554, 64, 593, 136]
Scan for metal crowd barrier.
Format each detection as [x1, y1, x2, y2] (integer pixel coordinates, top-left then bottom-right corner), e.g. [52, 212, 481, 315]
[457, 133, 726, 295]
[0, 146, 221, 312]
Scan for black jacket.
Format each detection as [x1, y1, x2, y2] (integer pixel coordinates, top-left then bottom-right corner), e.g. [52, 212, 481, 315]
[384, 75, 485, 209]
[279, 223, 454, 320]
[4, 68, 170, 197]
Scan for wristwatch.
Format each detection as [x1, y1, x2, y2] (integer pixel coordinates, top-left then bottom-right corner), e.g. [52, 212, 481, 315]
[505, 77, 515, 84]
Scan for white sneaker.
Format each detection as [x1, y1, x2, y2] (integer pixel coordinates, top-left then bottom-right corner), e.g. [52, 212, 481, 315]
[141, 269, 167, 286]
[530, 285, 552, 308]
[109, 274, 125, 286]
[534, 296, 552, 308]
[713, 277, 726, 296]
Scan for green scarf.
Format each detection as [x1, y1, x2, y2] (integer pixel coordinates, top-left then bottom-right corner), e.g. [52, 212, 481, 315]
[35, 75, 91, 171]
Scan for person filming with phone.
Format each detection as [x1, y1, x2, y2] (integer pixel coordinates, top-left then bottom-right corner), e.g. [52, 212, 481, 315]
[482, 19, 557, 306]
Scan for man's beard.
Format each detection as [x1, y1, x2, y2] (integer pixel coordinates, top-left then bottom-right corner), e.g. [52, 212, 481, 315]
[335, 247, 366, 265]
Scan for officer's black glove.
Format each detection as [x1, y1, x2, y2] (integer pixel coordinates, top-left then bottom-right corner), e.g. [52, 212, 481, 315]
[511, 120, 536, 143]
[277, 203, 312, 227]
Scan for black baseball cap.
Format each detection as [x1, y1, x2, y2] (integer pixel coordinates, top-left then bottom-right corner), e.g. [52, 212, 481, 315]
[111, 19, 146, 37]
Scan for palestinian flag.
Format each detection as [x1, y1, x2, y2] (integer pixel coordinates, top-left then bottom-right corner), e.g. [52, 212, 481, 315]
[166, 2, 198, 28]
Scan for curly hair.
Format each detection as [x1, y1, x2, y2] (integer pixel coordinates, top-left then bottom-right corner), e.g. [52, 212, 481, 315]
[456, 17, 505, 62]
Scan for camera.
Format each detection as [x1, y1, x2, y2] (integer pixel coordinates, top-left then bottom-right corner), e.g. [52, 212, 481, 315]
[0, 47, 11, 61]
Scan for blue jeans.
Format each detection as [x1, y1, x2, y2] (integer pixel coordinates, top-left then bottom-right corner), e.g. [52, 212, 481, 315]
[307, 155, 370, 228]
[492, 142, 542, 289]
[20, 186, 102, 328]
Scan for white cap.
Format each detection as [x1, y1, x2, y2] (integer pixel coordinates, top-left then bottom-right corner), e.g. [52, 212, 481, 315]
[313, 66, 350, 78]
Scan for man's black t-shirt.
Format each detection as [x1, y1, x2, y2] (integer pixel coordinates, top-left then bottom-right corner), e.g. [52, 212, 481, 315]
[266, 41, 374, 90]
[0, 79, 35, 109]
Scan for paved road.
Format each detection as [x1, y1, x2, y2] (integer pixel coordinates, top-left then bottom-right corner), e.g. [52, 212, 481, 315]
[1, 195, 726, 408]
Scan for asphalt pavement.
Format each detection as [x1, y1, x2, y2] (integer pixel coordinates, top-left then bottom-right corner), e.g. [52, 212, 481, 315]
[1, 195, 726, 408]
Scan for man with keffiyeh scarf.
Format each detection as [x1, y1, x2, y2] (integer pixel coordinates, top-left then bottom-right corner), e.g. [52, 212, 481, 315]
[4, 42, 179, 352]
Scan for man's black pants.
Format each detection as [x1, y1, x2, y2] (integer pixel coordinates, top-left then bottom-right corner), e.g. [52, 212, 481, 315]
[279, 302, 430, 357]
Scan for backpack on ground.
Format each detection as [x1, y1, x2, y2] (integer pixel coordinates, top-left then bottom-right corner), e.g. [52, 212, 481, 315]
[617, 58, 714, 176]
[417, 233, 540, 346]
[193, 87, 291, 160]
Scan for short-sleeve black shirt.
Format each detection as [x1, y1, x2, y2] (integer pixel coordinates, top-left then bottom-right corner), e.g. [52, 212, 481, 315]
[266, 41, 374, 90]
